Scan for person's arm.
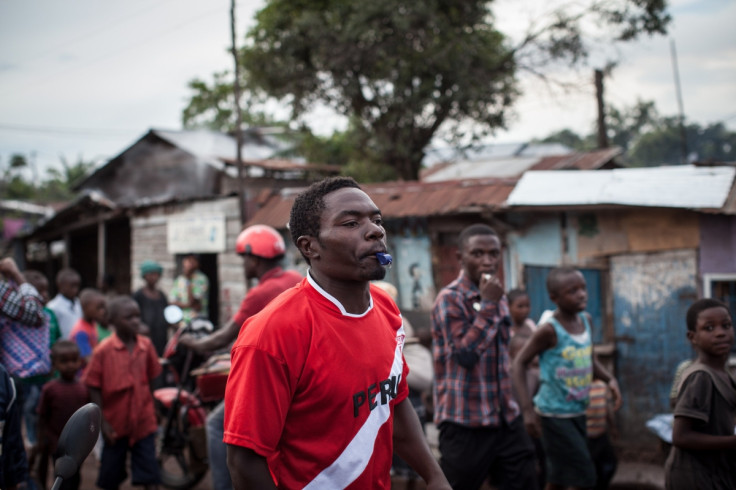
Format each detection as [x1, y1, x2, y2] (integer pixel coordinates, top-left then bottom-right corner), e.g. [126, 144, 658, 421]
[2, 373, 30, 489]
[35, 388, 50, 457]
[180, 318, 239, 353]
[73, 331, 93, 364]
[227, 445, 277, 490]
[180, 291, 263, 353]
[0, 257, 44, 327]
[392, 399, 452, 489]
[186, 278, 202, 312]
[432, 283, 504, 369]
[592, 356, 622, 411]
[512, 323, 555, 439]
[588, 314, 622, 411]
[672, 415, 736, 450]
[88, 387, 116, 444]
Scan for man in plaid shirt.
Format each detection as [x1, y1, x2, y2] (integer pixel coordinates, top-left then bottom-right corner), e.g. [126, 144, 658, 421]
[431, 224, 536, 490]
[0, 257, 44, 327]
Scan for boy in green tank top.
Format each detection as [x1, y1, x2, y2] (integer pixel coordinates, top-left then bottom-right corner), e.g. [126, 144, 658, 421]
[513, 267, 621, 490]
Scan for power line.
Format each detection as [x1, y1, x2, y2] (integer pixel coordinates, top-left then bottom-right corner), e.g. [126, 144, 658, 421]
[19, 0, 180, 65]
[7, 5, 229, 96]
[0, 123, 136, 137]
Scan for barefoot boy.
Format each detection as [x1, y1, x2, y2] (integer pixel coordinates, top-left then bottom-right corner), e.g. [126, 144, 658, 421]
[82, 296, 161, 490]
[513, 267, 621, 490]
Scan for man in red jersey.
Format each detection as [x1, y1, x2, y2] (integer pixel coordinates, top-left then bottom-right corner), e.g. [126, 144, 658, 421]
[224, 177, 450, 489]
[180, 224, 302, 490]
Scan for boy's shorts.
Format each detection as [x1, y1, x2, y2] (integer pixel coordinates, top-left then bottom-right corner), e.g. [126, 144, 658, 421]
[539, 414, 596, 487]
[97, 432, 160, 489]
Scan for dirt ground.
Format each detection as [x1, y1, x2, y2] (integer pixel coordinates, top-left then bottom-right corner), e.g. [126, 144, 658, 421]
[35, 427, 666, 490]
[39, 454, 664, 490]
[37, 453, 211, 490]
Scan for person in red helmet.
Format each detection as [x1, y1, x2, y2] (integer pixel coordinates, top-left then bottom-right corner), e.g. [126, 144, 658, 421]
[179, 224, 302, 490]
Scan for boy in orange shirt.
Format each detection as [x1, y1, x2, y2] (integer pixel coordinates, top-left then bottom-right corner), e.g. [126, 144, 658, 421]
[69, 288, 108, 367]
[82, 296, 161, 490]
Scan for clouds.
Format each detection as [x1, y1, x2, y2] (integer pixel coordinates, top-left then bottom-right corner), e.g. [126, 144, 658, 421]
[0, 0, 733, 178]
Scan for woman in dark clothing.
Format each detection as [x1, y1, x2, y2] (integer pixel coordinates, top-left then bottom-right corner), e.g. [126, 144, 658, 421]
[132, 260, 170, 357]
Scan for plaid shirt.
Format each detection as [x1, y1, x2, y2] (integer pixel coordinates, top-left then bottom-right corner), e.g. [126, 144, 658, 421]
[0, 280, 44, 327]
[431, 271, 519, 427]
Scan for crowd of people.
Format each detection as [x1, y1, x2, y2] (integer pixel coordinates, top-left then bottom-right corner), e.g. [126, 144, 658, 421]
[1, 175, 734, 490]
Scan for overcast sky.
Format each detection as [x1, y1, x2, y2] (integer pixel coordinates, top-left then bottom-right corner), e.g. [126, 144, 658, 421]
[1, 0, 734, 177]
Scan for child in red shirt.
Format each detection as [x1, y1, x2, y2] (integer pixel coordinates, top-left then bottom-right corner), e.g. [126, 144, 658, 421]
[82, 296, 161, 490]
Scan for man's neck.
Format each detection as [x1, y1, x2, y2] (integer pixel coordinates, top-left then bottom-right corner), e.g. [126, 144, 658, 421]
[307, 270, 371, 315]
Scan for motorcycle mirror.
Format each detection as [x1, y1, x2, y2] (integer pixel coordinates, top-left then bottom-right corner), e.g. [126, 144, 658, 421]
[51, 403, 101, 490]
[164, 304, 183, 324]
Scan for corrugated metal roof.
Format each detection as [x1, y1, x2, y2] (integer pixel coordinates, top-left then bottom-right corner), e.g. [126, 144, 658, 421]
[420, 144, 618, 182]
[0, 200, 54, 217]
[507, 165, 736, 211]
[422, 156, 539, 181]
[422, 142, 571, 167]
[531, 147, 622, 171]
[153, 128, 289, 163]
[219, 157, 340, 173]
[246, 178, 517, 228]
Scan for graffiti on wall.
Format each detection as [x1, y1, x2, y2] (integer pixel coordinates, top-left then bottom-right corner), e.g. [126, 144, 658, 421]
[393, 235, 435, 311]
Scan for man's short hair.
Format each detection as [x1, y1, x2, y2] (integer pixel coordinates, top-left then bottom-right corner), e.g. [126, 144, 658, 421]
[457, 224, 498, 250]
[289, 176, 361, 247]
[686, 298, 730, 332]
[23, 270, 47, 289]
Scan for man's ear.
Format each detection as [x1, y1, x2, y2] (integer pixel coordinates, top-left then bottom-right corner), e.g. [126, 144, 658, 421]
[686, 330, 695, 343]
[297, 235, 320, 262]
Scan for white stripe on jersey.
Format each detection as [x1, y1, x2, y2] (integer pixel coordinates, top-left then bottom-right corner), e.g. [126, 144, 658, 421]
[304, 325, 405, 490]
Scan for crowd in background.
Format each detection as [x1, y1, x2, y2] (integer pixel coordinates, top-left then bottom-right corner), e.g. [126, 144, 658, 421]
[1, 178, 734, 490]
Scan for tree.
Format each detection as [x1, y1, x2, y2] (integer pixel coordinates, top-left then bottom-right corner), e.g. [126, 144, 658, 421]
[538, 129, 593, 152]
[629, 120, 736, 166]
[0, 154, 96, 203]
[538, 100, 736, 166]
[185, 0, 670, 181]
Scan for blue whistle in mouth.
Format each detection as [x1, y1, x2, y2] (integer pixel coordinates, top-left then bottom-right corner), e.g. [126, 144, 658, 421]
[376, 252, 393, 266]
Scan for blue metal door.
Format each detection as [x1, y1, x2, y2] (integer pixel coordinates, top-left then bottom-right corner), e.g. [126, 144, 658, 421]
[611, 250, 697, 444]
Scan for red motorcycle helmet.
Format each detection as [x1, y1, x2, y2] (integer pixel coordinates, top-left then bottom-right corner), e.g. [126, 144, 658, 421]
[235, 224, 286, 258]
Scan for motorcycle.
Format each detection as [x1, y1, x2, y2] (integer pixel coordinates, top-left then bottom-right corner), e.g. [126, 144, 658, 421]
[154, 306, 230, 490]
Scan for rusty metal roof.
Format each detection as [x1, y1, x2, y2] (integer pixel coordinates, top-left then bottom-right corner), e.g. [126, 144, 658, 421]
[246, 178, 518, 228]
[530, 147, 622, 171]
[421, 145, 620, 182]
[219, 157, 340, 173]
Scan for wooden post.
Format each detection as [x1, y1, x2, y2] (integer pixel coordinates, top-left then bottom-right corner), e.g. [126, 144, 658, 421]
[231, 0, 247, 225]
[595, 69, 609, 149]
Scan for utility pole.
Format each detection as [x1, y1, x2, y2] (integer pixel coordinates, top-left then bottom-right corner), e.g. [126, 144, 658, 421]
[231, 0, 247, 225]
[595, 69, 609, 149]
[670, 39, 688, 165]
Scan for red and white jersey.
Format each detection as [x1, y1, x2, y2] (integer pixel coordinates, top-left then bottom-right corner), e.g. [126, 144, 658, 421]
[224, 274, 409, 489]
